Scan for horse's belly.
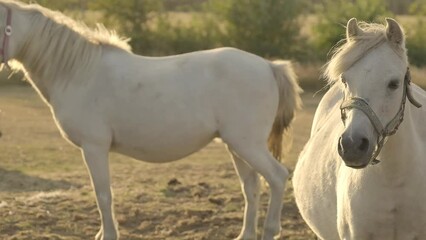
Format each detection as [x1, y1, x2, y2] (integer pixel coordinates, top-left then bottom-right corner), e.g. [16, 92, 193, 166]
[111, 140, 213, 163]
[110, 126, 217, 163]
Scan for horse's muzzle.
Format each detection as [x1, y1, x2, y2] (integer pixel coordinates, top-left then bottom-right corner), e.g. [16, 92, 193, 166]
[338, 134, 373, 169]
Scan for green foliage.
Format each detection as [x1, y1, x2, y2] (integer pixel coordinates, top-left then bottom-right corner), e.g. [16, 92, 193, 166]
[86, 0, 222, 55]
[162, 0, 208, 11]
[409, 0, 426, 14]
[89, 0, 163, 54]
[83, 0, 307, 59]
[150, 13, 223, 55]
[313, 0, 391, 59]
[407, 0, 426, 66]
[19, 0, 425, 67]
[406, 20, 426, 66]
[209, 0, 306, 59]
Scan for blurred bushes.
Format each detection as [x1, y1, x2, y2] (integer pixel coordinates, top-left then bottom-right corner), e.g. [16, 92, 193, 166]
[312, 0, 391, 60]
[86, 0, 307, 60]
[406, 20, 426, 66]
[207, 0, 306, 59]
[88, 0, 163, 53]
[14, 0, 426, 69]
[152, 14, 223, 55]
[86, 0, 426, 66]
[407, 0, 426, 66]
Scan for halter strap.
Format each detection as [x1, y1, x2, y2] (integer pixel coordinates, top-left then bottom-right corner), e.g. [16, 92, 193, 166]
[340, 68, 421, 165]
[0, 6, 12, 68]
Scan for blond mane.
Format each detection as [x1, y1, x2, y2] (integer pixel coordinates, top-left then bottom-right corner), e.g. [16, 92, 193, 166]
[0, 0, 131, 96]
[324, 21, 407, 85]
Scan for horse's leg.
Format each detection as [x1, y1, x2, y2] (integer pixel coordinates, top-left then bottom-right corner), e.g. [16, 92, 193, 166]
[230, 151, 260, 240]
[227, 143, 288, 240]
[82, 144, 118, 240]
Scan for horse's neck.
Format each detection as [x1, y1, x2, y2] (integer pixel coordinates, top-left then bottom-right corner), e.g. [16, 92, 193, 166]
[12, 21, 56, 102]
[14, 29, 101, 103]
[378, 105, 421, 178]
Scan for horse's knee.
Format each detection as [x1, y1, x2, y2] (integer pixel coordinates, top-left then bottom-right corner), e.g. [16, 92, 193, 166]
[277, 164, 289, 180]
[242, 171, 260, 191]
[266, 163, 288, 191]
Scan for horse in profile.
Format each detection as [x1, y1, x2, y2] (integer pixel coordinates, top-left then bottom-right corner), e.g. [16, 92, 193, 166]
[0, 1, 302, 239]
[293, 18, 426, 239]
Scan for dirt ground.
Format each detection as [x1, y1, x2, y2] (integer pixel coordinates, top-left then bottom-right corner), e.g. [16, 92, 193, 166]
[0, 85, 323, 240]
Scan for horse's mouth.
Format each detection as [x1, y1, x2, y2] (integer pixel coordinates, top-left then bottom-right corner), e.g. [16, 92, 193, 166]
[344, 161, 369, 169]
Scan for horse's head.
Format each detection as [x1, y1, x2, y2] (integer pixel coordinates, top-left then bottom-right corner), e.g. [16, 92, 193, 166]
[0, 2, 44, 69]
[0, 4, 12, 68]
[328, 18, 421, 169]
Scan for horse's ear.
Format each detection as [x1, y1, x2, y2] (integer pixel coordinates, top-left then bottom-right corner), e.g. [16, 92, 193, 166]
[346, 18, 361, 40]
[386, 18, 405, 45]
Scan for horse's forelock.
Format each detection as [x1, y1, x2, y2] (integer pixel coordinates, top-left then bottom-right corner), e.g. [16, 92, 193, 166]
[324, 21, 407, 85]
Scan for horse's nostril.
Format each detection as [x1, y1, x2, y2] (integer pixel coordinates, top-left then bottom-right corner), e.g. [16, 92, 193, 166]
[358, 137, 369, 152]
[338, 136, 345, 157]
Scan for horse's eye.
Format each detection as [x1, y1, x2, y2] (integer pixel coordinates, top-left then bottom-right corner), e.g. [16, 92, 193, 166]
[388, 80, 400, 90]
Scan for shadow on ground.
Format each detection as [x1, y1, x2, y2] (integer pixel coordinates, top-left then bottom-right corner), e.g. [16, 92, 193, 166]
[0, 168, 73, 192]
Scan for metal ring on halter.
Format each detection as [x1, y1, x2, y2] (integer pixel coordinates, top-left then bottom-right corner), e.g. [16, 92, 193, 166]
[4, 25, 11, 36]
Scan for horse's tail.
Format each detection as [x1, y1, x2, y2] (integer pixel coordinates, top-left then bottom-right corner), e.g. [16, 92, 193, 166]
[268, 60, 302, 161]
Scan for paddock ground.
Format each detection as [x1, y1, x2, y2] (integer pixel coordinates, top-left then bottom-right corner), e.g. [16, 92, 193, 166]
[0, 85, 321, 239]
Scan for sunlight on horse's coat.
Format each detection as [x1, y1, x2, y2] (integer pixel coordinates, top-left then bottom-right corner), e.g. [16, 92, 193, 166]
[294, 18, 426, 240]
[0, 1, 302, 240]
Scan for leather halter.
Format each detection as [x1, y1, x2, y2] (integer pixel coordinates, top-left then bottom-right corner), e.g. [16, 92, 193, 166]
[0, 6, 12, 68]
[340, 68, 422, 165]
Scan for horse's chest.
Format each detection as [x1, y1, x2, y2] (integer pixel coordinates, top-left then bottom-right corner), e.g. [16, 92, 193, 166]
[338, 180, 426, 240]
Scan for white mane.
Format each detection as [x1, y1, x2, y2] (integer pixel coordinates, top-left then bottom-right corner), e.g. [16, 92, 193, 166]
[1, 0, 131, 90]
[324, 22, 407, 85]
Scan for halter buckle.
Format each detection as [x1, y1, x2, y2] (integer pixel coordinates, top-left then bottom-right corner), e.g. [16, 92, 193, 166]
[4, 25, 11, 36]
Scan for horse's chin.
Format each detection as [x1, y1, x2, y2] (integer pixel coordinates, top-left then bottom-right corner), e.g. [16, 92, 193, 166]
[342, 154, 373, 169]
[344, 161, 369, 169]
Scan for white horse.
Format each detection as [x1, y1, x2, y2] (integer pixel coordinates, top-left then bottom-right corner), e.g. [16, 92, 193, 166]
[0, 1, 302, 240]
[293, 18, 426, 240]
